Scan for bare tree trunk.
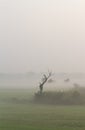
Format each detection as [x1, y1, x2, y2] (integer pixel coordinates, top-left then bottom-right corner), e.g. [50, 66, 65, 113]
[39, 72, 52, 94]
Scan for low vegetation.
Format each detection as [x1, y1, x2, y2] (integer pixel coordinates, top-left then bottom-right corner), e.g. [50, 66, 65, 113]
[1, 89, 85, 130]
[34, 87, 85, 105]
[0, 86, 85, 130]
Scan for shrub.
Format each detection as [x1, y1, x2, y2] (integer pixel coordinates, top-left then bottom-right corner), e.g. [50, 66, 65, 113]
[34, 89, 84, 105]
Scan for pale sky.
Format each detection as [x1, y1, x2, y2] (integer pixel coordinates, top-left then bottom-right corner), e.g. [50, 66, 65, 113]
[0, 0, 85, 73]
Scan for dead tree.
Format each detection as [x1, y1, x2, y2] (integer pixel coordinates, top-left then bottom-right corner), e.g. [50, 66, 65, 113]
[39, 72, 52, 94]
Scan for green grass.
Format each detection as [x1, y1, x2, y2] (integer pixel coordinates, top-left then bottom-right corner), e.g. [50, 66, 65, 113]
[0, 89, 85, 130]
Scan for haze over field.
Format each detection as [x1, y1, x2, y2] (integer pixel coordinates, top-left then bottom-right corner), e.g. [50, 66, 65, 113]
[1, 2, 85, 130]
[0, 72, 85, 89]
[0, 0, 85, 74]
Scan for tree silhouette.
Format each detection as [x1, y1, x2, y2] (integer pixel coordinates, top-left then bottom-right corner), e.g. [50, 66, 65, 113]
[39, 71, 52, 94]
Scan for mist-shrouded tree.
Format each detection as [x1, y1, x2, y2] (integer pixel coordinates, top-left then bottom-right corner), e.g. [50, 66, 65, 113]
[38, 71, 52, 94]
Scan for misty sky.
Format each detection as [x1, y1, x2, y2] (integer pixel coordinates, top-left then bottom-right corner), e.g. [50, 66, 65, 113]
[0, 0, 85, 73]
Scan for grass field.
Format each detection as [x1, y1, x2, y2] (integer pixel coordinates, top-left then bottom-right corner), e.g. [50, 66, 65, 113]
[0, 89, 85, 130]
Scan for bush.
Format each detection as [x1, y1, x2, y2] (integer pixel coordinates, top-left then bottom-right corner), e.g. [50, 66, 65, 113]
[34, 88, 85, 105]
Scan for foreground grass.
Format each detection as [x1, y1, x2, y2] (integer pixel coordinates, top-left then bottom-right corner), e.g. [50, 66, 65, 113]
[0, 89, 85, 130]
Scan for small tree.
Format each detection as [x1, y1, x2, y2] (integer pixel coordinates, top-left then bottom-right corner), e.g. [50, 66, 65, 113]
[39, 71, 52, 94]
